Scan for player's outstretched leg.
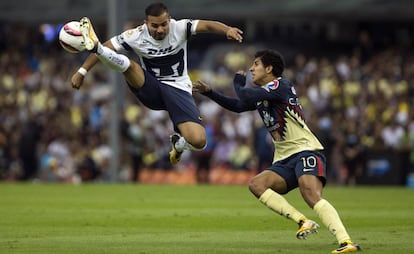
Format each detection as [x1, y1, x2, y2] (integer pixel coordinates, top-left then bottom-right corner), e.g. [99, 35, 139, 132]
[79, 17, 130, 73]
[296, 219, 320, 240]
[169, 133, 183, 165]
[331, 240, 361, 253]
[79, 17, 99, 51]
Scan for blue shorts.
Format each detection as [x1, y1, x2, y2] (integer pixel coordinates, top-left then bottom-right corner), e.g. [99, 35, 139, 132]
[127, 70, 202, 132]
[267, 150, 327, 193]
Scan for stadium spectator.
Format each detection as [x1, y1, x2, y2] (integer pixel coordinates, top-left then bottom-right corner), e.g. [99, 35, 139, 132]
[381, 118, 406, 150]
[342, 121, 365, 185]
[18, 118, 42, 180]
[253, 124, 274, 173]
[192, 122, 218, 183]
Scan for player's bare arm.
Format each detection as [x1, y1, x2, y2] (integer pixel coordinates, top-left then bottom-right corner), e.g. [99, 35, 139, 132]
[71, 40, 115, 89]
[196, 20, 243, 42]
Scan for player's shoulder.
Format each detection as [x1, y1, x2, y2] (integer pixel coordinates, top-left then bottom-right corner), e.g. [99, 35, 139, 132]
[171, 18, 189, 24]
[277, 78, 296, 92]
[169, 18, 197, 38]
[171, 18, 198, 28]
[121, 25, 143, 38]
[261, 78, 296, 96]
[278, 80, 299, 100]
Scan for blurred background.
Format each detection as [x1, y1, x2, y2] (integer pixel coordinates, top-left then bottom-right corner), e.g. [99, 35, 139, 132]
[1, 0, 414, 186]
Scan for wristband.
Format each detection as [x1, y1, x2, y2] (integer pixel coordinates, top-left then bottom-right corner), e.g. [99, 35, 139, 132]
[78, 67, 88, 76]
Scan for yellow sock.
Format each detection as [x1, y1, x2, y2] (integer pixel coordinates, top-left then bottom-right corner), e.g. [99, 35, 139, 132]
[259, 188, 306, 223]
[313, 199, 351, 243]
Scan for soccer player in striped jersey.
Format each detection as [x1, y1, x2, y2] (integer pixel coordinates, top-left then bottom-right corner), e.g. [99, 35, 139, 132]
[71, 2, 243, 165]
[193, 49, 361, 253]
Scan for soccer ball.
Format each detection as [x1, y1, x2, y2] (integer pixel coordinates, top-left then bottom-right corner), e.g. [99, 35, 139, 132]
[59, 21, 85, 53]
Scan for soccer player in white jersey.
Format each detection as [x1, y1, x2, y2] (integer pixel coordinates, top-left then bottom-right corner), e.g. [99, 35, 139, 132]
[193, 49, 360, 253]
[71, 2, 243, 165]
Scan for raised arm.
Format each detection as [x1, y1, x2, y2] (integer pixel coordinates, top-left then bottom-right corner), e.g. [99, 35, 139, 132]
[232, 72, 279, 105]
[195, 20, 243, 43]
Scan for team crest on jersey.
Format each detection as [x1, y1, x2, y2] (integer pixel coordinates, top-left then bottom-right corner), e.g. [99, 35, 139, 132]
[267, 80, 280, 90]
[126, 29, 134, 37]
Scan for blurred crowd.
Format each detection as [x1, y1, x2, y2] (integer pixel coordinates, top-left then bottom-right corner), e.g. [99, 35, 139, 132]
[1, 22, 414, 185]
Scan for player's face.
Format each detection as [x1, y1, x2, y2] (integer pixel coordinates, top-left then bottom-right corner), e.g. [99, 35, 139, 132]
[145, 12, 170, 40]
[249, 58, 269, 86]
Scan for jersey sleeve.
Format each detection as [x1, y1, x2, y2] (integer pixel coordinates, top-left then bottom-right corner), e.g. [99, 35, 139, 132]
[174, 19, 199, 40]
[202, 90, 255, 112]
[233, 74, 283, 105]
[110, 26, 142, 52]
[190, 20, 200, 34]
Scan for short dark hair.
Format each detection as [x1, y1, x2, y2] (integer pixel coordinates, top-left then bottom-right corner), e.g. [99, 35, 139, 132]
[145, 2, 169, 17]
[254, 49, 285, 77]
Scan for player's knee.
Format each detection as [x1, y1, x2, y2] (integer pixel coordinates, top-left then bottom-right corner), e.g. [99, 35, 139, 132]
[178, 123, 206, 149]
[300, 187, 322, 208]
[248, 178, 264, 198]
[190, 135, 207, 150]
[125, 62, 145, 88]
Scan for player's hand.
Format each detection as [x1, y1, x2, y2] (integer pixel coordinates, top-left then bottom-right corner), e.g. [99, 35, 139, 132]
[71, 72, 85, 89]
[234, 71, 247, 87]
[236, 70, 246, 76]
[193, 80, 212, 93]
[226, 27, 243, 43]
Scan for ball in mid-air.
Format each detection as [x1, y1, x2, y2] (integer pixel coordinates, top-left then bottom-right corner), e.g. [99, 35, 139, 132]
[59, 21, 85, 53]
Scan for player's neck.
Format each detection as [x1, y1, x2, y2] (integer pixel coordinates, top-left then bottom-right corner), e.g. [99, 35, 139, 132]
[263, 76, 279, 84]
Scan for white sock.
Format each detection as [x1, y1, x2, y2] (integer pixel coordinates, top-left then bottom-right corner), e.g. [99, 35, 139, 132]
[174, 136, 205, 152]
[95, 43, 130, 72]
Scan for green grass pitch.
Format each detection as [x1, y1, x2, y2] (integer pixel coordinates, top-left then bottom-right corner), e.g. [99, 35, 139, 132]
[0, 183, 413, 254]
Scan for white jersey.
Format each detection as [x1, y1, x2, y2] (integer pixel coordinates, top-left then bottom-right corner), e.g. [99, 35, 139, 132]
[110, 18, 199, 94]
